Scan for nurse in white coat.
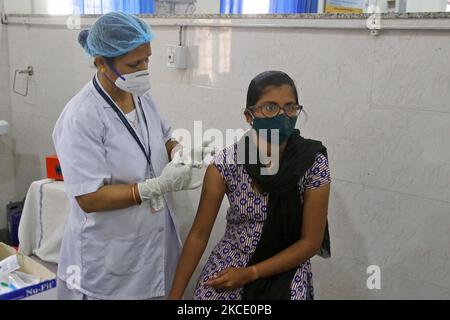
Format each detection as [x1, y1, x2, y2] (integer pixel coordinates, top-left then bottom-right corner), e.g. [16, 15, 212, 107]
[53, 12, 204, 300]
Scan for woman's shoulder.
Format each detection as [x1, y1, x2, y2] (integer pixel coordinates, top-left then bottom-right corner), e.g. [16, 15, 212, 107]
[137, 92, 159, 113]
[137, 93, 170, 124]
[210, 143, 242, 184]
[212, 143, 239, 165]
[302, 152, 331, 190]
[312, 152, 328, 166]
[55, 82, 105, 131]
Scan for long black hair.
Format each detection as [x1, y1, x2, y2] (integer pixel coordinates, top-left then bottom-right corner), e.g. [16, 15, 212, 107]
[246, 71, 299, 108]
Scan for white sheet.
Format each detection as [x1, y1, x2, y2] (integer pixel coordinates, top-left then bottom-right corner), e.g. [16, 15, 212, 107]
[18, 179, 70, 264]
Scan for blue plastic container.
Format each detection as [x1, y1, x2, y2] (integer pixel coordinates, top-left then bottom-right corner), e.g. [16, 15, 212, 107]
[6, 201, 24, 247]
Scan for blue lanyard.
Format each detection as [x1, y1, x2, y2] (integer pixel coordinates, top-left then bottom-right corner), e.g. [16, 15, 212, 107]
[92, 76, 156, 178]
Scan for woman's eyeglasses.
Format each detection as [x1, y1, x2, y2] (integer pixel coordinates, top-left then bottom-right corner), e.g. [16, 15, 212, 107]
[247, 103, 303, 118]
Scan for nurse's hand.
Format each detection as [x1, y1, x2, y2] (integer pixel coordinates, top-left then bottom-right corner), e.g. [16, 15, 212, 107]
[137, 161, 202, 201]
[171, 139, 217, 168]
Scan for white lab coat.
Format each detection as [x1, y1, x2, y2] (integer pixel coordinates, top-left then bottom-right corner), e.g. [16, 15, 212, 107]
[52, 75, 181, 299]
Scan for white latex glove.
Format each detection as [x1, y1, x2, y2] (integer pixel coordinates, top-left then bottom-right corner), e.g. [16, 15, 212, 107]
[171, 139, 217, 168]
[137, 161, 203, 202]
[148, 196, 165, 213]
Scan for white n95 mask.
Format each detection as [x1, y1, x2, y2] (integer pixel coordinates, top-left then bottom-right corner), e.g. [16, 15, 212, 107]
[115, 70, 151, 96]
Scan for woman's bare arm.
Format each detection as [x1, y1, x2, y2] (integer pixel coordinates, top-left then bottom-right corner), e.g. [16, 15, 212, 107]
[75, 184, 141, 213]
[166, 139, 180, 161]
[168, 164, 226, 299]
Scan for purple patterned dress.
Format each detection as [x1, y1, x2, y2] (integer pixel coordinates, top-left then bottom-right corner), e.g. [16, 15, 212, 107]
[193, 143, 331, 300]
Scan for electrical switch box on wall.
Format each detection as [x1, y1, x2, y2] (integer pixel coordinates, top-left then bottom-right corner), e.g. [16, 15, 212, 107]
[167, 45, 189, 69]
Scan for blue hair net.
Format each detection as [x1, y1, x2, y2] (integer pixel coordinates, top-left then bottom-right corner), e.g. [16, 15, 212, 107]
[78, 11, 154, 58]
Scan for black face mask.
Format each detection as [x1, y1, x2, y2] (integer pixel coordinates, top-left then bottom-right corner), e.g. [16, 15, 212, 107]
[252, 114, 298, 145]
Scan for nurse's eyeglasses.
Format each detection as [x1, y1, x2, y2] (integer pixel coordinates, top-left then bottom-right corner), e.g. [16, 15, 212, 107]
[247, 103, 303, 119]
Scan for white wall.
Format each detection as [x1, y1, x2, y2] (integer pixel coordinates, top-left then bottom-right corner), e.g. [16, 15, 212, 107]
[3, 0, 52, 14]
[3, 0, 32, 14]
[32, 0, 49, 14]
[4, 0, 219, 14]
[373, 0, 448, 12]
[406, 0, 448, 12]
[3, 16, 450, 299]
[156, 0, 220, 15]
[0, 0, 15, 230]
[194, 0, 220, 14]
[3, 0, 449, 14]
[3, 0, 49, 14]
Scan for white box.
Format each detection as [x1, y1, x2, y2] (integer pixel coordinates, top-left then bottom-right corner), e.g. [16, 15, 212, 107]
[0, 243, 57, 300]
[167, 45, 189, 69]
